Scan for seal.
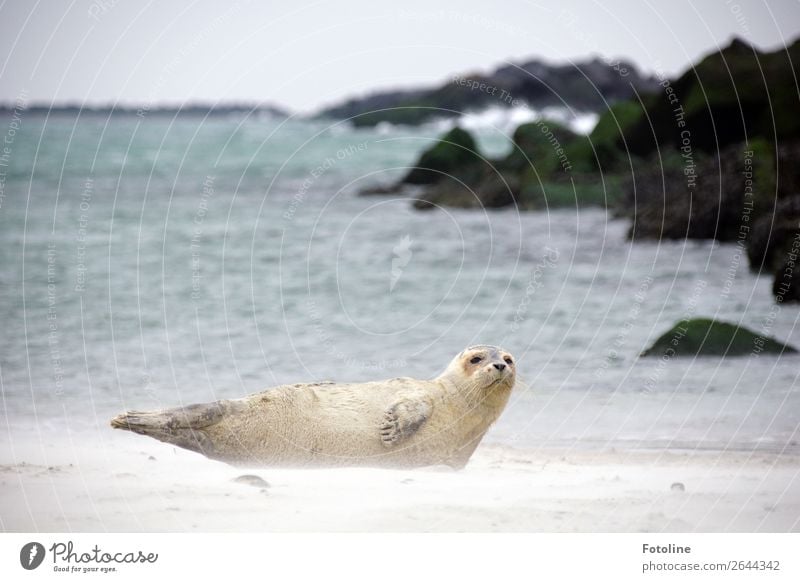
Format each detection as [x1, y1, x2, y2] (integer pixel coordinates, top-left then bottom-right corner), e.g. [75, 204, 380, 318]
[110, 345, 515, 468]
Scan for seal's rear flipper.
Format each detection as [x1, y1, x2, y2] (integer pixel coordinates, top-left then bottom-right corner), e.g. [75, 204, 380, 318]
[110, 401, 239, 456]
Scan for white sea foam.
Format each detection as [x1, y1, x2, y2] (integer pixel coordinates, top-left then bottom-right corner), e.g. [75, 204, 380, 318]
[428, 105, 599, 135]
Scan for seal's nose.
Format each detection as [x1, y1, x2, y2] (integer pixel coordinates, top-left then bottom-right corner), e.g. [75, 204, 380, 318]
[493, 363, 506, 371]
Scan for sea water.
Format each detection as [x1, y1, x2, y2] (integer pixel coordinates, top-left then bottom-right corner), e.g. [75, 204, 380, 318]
[1, 112, 798, 455]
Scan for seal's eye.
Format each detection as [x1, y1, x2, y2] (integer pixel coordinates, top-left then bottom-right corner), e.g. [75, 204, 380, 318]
[470, 356, 482, 364]
[504, 357, 513, 365]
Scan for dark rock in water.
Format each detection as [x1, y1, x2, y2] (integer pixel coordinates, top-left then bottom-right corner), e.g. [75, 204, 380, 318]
[641, 318, 797, 357]
[410, 125, 522, 210]
[412, 198, 437, 211]
[232, 474, 270, 488]
[401, 127, 483, 185]
[670, 482, 685, 492]
[357, 183, 403, 196]
[411, 170, 516, 211]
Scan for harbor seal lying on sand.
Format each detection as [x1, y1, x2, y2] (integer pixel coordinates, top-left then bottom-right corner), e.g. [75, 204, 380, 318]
[111, 345, 515, 468]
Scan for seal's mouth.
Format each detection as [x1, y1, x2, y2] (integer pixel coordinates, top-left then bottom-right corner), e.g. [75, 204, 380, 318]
[486, 373, 510, 387]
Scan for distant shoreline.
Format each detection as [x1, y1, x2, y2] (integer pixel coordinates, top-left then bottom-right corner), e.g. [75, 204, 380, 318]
[0, 103, 290, 118]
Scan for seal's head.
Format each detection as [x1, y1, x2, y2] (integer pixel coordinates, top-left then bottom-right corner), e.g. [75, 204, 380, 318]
[439, 345, 516, 393]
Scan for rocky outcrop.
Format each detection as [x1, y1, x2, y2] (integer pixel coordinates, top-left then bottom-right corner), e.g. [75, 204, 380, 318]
[641, 318, 796, 357]
[615, 38, 800, 157]
[748, 195, 800, 271]
[354, 38, 800, 307]
[773, 253, 800, 303]
[618, 137, 800, 302]
[398, 121, 614, 211]
[601, 37, 800, 305]
[318, 57, 658, 127]
[746, 141, 800, 300]
[411, 169, 517, 211]
[752, 192, 800, 304]
[623, 143, 758, 241]
[400, 127, 483, 185]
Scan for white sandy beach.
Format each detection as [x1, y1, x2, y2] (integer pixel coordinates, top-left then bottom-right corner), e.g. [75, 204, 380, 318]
[2, 433, 798, 533]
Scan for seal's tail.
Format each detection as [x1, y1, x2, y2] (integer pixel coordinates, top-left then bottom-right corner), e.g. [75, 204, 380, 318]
[110, 401, 234, 455]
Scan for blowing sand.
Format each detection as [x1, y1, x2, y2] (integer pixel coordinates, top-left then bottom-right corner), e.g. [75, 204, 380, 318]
[1, 430, 798, 532]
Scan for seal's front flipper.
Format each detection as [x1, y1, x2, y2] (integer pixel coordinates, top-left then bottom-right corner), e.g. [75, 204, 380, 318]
[110, 400, 243, 455]
[380, 398, 431, 447]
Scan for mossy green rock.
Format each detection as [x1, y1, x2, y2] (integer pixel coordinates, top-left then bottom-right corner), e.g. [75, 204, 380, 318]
[587, 100, 645, 172]
[641, 318, 796, 357]
[622, 38, 800, 156]
[505, 122, 577, 172]
[402, 127, 482, 185]
[411, 121, 625, 211]
[504, 121, 600, 175]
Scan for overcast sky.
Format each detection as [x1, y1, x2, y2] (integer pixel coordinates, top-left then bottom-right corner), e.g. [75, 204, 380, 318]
[1, 0, 799, 113]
